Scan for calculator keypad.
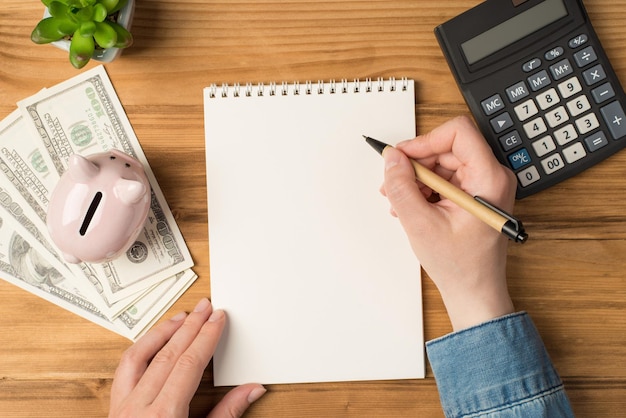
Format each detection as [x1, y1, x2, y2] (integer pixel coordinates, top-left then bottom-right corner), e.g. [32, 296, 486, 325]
[480, 33, 626, 192]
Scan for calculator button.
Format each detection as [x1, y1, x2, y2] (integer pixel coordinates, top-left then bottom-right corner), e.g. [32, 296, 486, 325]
[575, 113, 600, 134]
[514, 99, 538, 121]
[523, 117, 547, 139]
[568, 34, 588, 49]
[600, 101, 626, 139]
[517, 166, 541, 187]
[562, 142, 587, 163]
[508, 148, 532, 170]
[490, 112, 514, 133]
[550, 59, 574, 80]
[481, 94, 505, 116]
[591, 82, 615, 104]
[584, 131, 609, 152]
[558, 77, 582, 99]
[499, 130, 523, 151]
[566, 95, 591, 117]
[545, 106, 569, 128]
[522, 58, 542, 73]
[582, 64, 606, 85]
[527, 70, 551, 92]
[554, 124, 578, 145]
[536, 88, 560, 110]
[506, 81, 530, 103]
[532, 135, 556, 157]
[573, 46, 597, 68]
[545, 47, 564, 61]
[541, 153, 565, 175]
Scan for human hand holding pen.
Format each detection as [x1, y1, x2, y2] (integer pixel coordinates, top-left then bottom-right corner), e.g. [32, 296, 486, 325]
[381, 116, 517, 331]
[108, 298, 266, 418]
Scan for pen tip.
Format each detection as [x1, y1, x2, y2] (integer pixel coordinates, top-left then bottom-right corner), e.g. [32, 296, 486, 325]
[363, 136, 388, 155]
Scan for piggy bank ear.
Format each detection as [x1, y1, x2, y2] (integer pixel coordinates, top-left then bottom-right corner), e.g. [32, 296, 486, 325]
[68, 154, 99, 183]
[114, 178, 147, 205]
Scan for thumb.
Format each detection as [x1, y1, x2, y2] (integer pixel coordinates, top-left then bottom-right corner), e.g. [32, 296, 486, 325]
[206, 383, 266, 418]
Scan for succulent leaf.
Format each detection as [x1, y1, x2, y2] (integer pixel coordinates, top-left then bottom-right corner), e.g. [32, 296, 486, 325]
[99, 0, 120, 13]
[80, 21, 96, 37]
[94, 22, 117, 49]
[107, 21, 133, 48]
[48, 1, 69, 18]
[93, 3, 108, 22]
[109, 0, 128, 14]
[31, 17, 69, 44]
[69, 27, 95, 69]
[74, 5, 94, 22]
[41, 0, 64, 7]
[58, 20, 79, 35]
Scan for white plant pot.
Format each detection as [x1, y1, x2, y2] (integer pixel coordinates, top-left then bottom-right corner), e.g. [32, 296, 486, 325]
[44, 0, 135, 63]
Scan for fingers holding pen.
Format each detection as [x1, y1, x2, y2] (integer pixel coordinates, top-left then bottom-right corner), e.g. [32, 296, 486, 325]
[382, 147, 441, 233]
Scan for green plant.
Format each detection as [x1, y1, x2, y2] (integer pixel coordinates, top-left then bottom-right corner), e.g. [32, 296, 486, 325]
[31, 0, 133, 69]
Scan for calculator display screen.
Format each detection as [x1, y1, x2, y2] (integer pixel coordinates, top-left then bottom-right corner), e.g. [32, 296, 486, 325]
[461, 0, 568, 65]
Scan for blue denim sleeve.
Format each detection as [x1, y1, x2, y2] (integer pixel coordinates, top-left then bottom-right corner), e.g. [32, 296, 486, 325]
[426, 312, 574, 417]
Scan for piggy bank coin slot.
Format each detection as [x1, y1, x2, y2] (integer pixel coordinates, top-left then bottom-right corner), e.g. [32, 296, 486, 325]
[80, 191, 103, 236]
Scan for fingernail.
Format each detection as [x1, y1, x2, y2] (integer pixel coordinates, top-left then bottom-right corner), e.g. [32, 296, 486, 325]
[208, 309, 225, 322]
[247, 385, 267, 404]
[193, 297, 211, 312]
[170, 311, 187, 322]
[383, 148, 401, 171]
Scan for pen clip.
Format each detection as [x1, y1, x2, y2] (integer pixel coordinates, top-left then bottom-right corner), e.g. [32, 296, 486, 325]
[474, 196, 528, 243]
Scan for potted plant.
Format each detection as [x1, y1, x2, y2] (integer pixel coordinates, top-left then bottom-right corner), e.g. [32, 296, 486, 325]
[31, 0, 135, 69]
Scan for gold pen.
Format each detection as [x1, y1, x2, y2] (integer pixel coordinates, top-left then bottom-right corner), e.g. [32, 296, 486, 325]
[364, 135, 528, 243]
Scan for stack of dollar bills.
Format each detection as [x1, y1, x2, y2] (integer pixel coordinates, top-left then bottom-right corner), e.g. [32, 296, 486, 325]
[0, 66, 197, 340]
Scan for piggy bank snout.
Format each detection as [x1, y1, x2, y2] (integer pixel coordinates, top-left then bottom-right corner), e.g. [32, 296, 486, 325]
[47, 151, 151, 264]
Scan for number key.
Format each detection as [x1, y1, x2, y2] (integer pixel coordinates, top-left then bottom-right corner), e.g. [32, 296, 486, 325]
[536, 88, 560, 110]
[576, 113, 600, 134]
[517, 166, 541, 187]
[541, 153, 565, 175]
[566, 95, 591, 117]
[514, 99, 538, 121]
[554, 124, 578, 145]
[532, 135, 557, 157]
[558, 76, 582, 99]
[523, 117, 548, 139]
[545, 106, 569, 128]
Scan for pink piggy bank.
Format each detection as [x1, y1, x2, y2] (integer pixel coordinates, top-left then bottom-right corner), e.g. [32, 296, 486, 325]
[47, 149, 151, 264]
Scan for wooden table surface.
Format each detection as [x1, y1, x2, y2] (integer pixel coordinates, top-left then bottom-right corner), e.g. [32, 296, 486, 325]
[2, 1, 626, 416]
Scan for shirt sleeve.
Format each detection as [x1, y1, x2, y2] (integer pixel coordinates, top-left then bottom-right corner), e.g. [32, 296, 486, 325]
[426, 312, 575, 417]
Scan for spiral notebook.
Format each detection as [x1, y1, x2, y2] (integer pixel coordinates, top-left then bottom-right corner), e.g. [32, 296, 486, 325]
[204, 78, 424, 385]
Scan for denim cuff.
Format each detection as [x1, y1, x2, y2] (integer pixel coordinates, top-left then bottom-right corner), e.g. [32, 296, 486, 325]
[426, 312, 569, 417]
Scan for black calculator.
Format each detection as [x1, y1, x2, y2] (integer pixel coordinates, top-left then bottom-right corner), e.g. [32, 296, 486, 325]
[435, 0, 626, 198]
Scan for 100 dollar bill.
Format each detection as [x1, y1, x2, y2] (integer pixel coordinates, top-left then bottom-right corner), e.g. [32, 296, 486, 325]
[17, 66, 194, 304]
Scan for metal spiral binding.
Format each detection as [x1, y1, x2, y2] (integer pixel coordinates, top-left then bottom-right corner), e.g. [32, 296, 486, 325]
[208, 77, 409, 98]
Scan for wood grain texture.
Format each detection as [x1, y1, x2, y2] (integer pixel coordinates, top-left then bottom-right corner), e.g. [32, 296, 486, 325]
[1, 0, 626, 416]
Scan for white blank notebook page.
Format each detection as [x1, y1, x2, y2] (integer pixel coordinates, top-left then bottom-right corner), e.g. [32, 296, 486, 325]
[204, 79, 424, 386]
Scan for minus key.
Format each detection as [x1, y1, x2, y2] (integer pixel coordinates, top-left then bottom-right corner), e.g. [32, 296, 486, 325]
[591, 82, 615, 104]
